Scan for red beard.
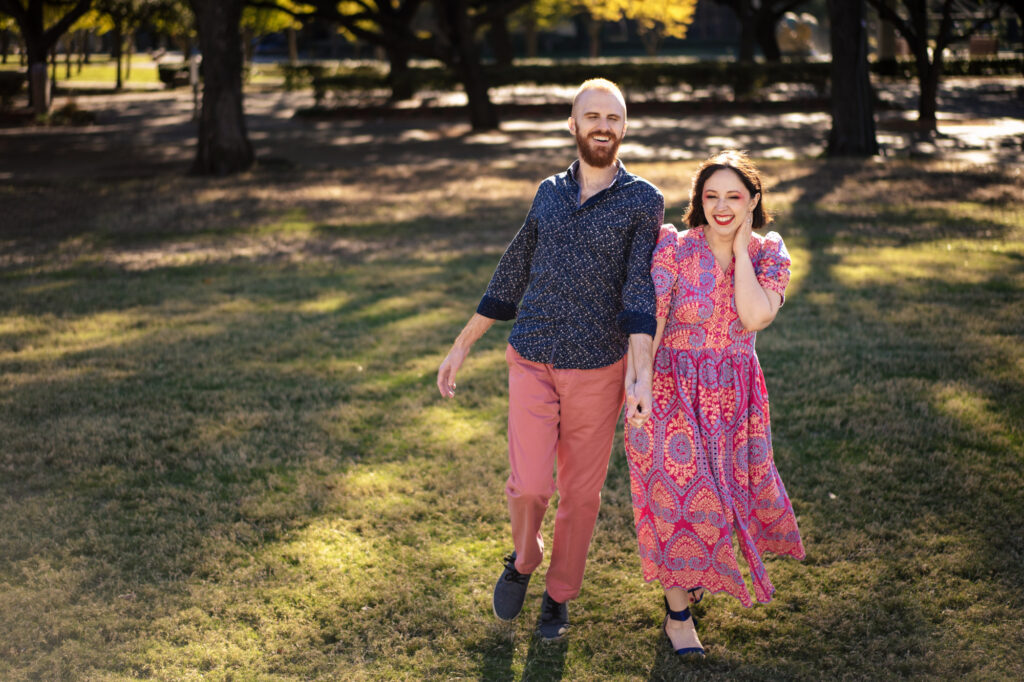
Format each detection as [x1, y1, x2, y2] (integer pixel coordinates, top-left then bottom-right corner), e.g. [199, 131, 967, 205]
[575, 128, 620, 168]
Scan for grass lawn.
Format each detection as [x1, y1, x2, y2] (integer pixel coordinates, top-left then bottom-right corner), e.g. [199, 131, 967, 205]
[0, 55, 161, 85]
[0, 55, 286, 87]
[0, 156, 1022, 680]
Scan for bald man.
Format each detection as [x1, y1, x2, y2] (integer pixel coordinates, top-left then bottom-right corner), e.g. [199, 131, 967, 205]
[437, 79, 664, 640]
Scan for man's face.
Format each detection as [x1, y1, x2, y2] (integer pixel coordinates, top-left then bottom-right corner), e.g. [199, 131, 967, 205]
[568, 89, 626, 169]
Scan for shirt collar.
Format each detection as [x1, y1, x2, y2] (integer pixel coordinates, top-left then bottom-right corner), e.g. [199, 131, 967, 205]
[567, 158, 627, 188]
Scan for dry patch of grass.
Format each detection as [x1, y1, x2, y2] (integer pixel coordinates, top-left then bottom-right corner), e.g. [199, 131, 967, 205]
[0, 158, 1022, 680]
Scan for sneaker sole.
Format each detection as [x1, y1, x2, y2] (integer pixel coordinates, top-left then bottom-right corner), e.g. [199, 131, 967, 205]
[493, 601, 521, 621]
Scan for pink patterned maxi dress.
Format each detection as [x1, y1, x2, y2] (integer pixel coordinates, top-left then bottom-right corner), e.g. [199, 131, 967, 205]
[625, 224, 805, 606]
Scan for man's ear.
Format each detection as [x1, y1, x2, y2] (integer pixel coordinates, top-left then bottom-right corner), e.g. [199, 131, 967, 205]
[567, 116, 576, 135]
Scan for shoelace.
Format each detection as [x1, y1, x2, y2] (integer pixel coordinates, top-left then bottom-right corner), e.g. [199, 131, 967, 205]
[501, 553, 529, 584]
[540, 595, 564, 622]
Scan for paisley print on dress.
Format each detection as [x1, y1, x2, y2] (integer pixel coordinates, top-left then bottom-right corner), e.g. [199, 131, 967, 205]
[625, 224, 805, 607]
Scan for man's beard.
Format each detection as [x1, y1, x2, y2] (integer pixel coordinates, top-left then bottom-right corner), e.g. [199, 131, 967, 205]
[575, 129, 621, 168]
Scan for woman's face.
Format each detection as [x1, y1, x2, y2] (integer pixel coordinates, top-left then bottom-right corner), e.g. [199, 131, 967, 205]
[701, 168, 759, 238]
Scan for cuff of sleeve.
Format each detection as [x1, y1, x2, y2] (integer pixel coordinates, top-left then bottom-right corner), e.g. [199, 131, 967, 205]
[617, 310, 656, 337]
[477, 294, 517, 321]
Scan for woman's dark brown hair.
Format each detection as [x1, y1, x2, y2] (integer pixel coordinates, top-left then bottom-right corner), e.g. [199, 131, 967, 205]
[683, 150, 772, 230]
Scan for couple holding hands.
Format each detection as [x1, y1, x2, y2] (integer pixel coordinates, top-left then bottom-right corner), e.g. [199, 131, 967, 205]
[437, 78, 804, 658]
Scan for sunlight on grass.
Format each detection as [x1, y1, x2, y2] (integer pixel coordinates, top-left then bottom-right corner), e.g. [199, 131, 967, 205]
[3, 159, 1024, 679]
[830, 239, 1023, 289]
[296, 292, 353, 314]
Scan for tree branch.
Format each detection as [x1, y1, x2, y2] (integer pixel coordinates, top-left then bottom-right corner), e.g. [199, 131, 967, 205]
[41, 0, 93, 49]
[867, 0, 921, 50]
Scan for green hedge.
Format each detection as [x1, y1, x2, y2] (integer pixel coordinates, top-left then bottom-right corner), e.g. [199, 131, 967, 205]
[309, 55, 1023, 102]
[311, 60, 832, 102]
[873, 56, 1023, 78]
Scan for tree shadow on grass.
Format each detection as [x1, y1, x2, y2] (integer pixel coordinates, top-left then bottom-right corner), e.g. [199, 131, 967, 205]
[1, 159, 1022, 679]
[758, 160, 1024, 677]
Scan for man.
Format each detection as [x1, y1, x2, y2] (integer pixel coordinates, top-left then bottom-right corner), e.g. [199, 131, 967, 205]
[436, 78, 662, 640]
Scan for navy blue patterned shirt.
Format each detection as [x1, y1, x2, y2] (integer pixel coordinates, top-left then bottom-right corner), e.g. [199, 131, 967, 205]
[477, 160, 664, 369]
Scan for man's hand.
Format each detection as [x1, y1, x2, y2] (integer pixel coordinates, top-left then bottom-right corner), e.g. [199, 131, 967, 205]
[625, 333, 654, 428]
[625, 378, 653, 428]
[437, 346, 468, 398]
[436, 313, 496, 399]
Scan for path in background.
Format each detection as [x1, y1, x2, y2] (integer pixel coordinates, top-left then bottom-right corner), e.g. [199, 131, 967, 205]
[0, 77, 1021, 182]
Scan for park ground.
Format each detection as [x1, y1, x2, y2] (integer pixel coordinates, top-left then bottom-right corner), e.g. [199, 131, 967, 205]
[0, 76, 1023, 679]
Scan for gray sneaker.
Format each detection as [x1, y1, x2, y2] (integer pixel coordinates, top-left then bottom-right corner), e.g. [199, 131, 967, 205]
[492, 551, 531, 621]
[536, 590, 569, 641]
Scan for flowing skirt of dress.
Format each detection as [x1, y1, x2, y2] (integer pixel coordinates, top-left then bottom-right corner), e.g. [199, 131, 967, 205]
[625, 343, 805, 607]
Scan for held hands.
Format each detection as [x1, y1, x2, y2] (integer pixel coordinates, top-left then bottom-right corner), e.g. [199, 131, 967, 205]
[625, 375, 653, 428]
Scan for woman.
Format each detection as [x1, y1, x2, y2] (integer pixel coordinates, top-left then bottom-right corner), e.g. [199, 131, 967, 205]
[624, 150, 805, 657]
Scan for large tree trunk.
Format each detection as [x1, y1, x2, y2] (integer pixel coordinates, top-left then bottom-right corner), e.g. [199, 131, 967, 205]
[916, 52, 940, 134]
[386, 45, 414, 101]
[826, 0, 878, 156]
[2, 30, 10, 64]
[188, 0, 253, 175]
[522, 9, 538, 58]
[436, 0, 498, 130]
[489, 13, 514, 67]
[755, 11, 781, 61]
[4, 0, 93, 113]
[287, 27, 298, 64]
[736, 9, 756, 62]
[587, 15, 601, 58]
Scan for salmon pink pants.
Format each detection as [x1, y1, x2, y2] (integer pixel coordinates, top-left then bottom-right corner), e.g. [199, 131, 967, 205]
[505, 344, 626, 603]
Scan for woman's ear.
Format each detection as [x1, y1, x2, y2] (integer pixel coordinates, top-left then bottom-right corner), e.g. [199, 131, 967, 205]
[749, 192, 761, 213]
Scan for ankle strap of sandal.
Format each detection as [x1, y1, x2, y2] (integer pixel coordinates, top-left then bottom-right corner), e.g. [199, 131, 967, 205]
[667, 606, 692, 622]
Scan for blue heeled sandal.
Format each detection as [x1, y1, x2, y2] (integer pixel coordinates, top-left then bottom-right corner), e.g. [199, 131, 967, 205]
[663, 596, 706, 658]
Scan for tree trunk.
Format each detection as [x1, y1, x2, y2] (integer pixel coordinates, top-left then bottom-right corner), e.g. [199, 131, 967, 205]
[188, 0, 253, 175]
[826, 0, 878, 156]
[435, 0, 498, 130]
[755, 11, 781, 61]
[523, 10, 538, 58]
[489, 13, 514, 67]
[113, 25, 123, 90]
[242, 25, 253, 67]
[737, 10, 756, 62]
[640, 27, 660, 56]
[587, 16, 601, 59]
[287, 27, 298, 64]
[916, 54, 940, 134]
[2, 30, 10, 64]
[126, 30, 133, 81]
[386, 45, 414, 101]
[65, 32, 73, 78]
[83, 29, 92, 65]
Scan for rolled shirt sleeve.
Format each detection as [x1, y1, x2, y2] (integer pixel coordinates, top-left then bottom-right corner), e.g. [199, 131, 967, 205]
[477, 197, 540, 321]
[616, 187, 665, 337]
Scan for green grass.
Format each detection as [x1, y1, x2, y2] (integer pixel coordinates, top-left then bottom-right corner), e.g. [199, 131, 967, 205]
[0, 55, 161, 84]
[1, 158, 1022, 680]
[0, 55, 285, 86]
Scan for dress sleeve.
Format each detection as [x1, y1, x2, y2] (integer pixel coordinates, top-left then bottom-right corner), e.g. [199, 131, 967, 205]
[652, 224, 679, 319]
[754, 231, 791, 304]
